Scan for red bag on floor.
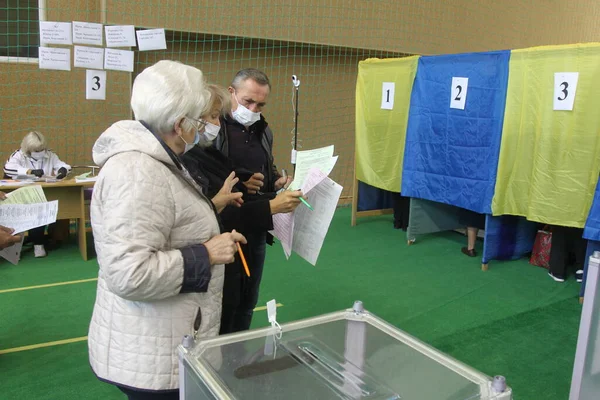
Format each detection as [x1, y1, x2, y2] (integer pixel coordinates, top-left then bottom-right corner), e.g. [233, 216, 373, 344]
[530, 228, 552, 269]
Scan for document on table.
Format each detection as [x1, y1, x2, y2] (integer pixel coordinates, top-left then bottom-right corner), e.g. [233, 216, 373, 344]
[2, 185, 47, 205]
[289, 145, 338, 190]
[270, 168, 342, 265]
[0, 201, 58, 235]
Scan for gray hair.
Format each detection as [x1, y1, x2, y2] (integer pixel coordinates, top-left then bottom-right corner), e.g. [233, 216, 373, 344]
[130, 60, 211, 136]
[231, 68, 271, 90]
[21, 131, 47, 155]
[206, 84, 232, 117]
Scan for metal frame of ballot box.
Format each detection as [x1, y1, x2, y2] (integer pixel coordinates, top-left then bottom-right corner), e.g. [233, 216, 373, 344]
[569, 252, 600, 400]
[178, 301, 512, 400]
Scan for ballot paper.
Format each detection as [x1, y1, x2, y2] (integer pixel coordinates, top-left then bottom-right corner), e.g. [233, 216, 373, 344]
[289, 145, 338, 191]
[270, 168, 342, 266]
[0, 201, 58, 235]
[0, 236, 25, 265]
[2, 185, 47, 205]
[0, 188, 55, 265]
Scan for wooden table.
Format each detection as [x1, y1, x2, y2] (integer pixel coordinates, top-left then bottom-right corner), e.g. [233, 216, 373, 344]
[0, 179, 95, 261]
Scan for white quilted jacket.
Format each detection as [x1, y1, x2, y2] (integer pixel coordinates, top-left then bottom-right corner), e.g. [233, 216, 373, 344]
[87, 120, 223, 391]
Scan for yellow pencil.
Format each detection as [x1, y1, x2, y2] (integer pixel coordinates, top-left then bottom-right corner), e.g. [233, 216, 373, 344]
[237, 242, 251, 277]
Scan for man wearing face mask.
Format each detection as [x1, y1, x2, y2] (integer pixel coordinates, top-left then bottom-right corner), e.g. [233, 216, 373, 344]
[214, 69, 292, 332]
[4, 131, 71, 257]
[184, 84, 302, 334]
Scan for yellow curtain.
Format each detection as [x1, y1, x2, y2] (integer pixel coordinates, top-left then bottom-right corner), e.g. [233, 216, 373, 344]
[355, 56, 419, 192]
[492, 43, 600, 227]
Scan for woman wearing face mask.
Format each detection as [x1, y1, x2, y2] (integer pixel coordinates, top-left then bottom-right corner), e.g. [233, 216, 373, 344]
[87, 61, 247, 400]
[182, 84, 303, 335]
[3, 131, 71, 257]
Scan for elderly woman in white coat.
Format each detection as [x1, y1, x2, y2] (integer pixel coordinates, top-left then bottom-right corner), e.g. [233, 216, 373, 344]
[87, 60, 246, 400]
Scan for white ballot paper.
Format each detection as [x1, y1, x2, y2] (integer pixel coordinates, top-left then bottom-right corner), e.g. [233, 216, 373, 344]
[2, 185, 47, 205]
[0, 201, 58, 235]
[289, 145, 338, 190]
[0, 236, 25, 266]
[0, 188, 53, 265]
[270, 168, 342, 265]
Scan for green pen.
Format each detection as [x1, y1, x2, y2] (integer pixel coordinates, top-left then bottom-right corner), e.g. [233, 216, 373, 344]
[298, 195, 314, 211]
[282, 168, 313, 210]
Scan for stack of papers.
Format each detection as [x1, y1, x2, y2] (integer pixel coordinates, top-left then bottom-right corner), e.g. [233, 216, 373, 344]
[75, 171, 98, 183]
[0, 186, 58, 265]
[270, 145, 343, 266]
[288, 145, 338, 191]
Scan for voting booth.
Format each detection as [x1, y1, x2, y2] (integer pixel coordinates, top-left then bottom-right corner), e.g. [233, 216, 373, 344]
[178, 301, 513, 399]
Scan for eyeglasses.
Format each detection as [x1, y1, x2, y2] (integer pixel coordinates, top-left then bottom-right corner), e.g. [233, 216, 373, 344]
[186, 116, 208, 130]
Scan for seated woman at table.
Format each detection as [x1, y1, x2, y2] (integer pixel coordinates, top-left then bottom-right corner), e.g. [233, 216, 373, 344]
[4, 131, 71, 179]
[3, 131, 72, 258]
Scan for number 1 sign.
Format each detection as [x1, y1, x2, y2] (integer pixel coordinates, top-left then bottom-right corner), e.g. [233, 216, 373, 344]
[554, 72, 579, 111]
[381, 82, 395, 110]
[450, 77, 469, 110]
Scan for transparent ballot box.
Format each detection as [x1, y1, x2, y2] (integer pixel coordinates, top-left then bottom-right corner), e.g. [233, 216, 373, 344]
[178, 301, 512, 400]
[569, 252, 600, 400]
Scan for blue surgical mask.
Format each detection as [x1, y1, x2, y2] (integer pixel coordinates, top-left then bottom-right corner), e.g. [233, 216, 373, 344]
[180, 131, 201, 154]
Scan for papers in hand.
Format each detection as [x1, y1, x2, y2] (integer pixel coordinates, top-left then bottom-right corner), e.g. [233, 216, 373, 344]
[289, 145, 338, 191]
[0, 187, 57, 265]
[2, 185, 47, 205]
[0, 201, 58, 235]
[270, 168, 343, 266]
[0, 236, 25, 266]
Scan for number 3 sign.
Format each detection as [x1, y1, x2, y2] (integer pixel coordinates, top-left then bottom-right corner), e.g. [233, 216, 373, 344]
[86, 69, 107, 100]
[553, 72, 579, 111]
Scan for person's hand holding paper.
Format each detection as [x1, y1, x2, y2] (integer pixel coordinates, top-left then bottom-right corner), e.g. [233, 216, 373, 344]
[270, 190, 303, 214]
[0, 225, 22, 250]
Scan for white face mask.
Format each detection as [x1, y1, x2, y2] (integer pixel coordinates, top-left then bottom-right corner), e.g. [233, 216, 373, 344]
[232, 93, 261, 127]
[203, 122, 220, 142]
[30, 150, 47, 159]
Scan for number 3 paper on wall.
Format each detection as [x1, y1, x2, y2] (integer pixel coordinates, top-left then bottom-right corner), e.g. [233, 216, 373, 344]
[86, 69, 106, 100]
[553, 72, 579, 111]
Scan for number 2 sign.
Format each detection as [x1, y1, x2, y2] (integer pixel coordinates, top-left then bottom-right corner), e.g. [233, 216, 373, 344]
[450, 77, 469, 110]
[86, 69, 106, 100]
[553, 72, 579, 111]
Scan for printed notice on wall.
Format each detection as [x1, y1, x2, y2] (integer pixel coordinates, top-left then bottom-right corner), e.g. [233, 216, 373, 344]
[136, 29, 167, 51]
[72, 21, 103, 46]
[74, 46, 104, 69]
[38, 47, 71, 71]
[39, 21, 72, 45]
[105, 25, 136, 47]
[104, 48, 134, 72]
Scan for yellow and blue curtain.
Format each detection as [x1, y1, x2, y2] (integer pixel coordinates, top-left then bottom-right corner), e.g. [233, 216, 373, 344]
[401, 51, 510, 214]
[492, 43, 600, 228]
[355, 56, 419, 193]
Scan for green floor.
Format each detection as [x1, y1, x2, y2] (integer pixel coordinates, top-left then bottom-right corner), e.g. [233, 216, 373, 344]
[0, 207, 582, 399]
